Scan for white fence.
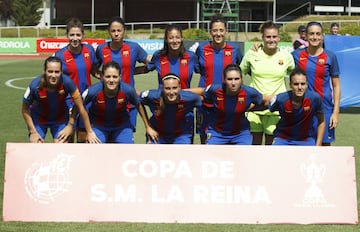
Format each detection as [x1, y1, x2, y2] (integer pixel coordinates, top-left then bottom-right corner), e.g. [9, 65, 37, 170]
[1, 19, 360, 38]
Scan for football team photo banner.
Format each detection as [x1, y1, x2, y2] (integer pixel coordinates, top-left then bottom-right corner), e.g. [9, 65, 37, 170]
[2, 143, 358, 224]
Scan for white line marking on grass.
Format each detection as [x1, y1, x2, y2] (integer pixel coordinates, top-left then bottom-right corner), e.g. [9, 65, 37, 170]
[5, 77, 35, 90]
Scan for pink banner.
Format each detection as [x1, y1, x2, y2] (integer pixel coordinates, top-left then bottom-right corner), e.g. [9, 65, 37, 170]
[2, 143, 358, 224]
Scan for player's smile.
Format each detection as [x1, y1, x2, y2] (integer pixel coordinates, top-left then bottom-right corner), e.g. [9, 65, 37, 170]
[167, 29, 182, 52]
[210, 22, 226, 47]
[262, 28, 280, 51]
[68, 27, 83, 49]
[103, 67, 120, 93]
[162, 77, 180, 103]
[306, 25, 323, 48]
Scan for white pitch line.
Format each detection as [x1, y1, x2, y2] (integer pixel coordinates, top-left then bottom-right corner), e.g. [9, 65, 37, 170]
[5, 77, 35, 90]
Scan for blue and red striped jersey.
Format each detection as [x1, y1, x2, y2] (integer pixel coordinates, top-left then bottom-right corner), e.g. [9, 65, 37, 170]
[23, 75, 78, 125]
[196, 41, 242, 87]
[140, 89, 202, 137]
[147, 49, 199, 89]
[82, 81, 140, 127]
[54, 43, 98, 93]
[96, 41, 148, 87]
[204, 84, 263, 135]
[292, 48, 340, 111]
[269, 90, 324, 141]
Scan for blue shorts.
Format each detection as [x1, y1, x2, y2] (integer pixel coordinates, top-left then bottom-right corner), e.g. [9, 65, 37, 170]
[273, 137, 315, 146]
[129, 107, 138, 132]
[34, 122, 67, 140]
[67, 99, 85, 130]
[93, 123, 134, 143]
[196, 106, 212, 135]
[313, 110, 335, 143]
[206, 129, 252, 145]
[149, 134, 193, 144]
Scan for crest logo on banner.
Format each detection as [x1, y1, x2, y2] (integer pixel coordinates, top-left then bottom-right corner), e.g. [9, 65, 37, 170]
[295, 154, 335, 208]
[24, 154, 73, 204]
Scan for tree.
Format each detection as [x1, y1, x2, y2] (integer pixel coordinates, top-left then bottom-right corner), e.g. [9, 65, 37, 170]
[0, 0, 13, 21]
[11, 0, 43, 26]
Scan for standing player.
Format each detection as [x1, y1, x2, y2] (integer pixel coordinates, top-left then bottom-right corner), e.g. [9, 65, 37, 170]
[96, 16, 150, 132]
[54, 17, 100, 143]
[22, 56, 99, 143]
[269, 67, 325, 146]
[147, 23, 199, 89]
[196, 14, 243, 143]
[81, 61, 152, 143]
[292, 21, 340, 146]
[139, 73, 202, 144]
[240, 20, 295, 145]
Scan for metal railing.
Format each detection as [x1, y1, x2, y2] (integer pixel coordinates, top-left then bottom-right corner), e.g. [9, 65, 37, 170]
[1, 19, 360, 38]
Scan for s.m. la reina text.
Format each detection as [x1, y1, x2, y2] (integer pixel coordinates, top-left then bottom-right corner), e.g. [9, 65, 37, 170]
[90, 184, 271, 204]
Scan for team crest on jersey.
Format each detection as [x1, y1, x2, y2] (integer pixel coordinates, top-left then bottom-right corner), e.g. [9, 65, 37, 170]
[84, 53, 89, 58]
[304, 106, 311, 112]
[123, 51, 129, 57]
[177, 104, 184, 109]
[238, 97, 244, 104]
[225, 51, 232, 56]
[278, 59, 284, 65]
[118, 98, 125, 104]
[181, 59, 188, 65]
[318, 59, 325, 65]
